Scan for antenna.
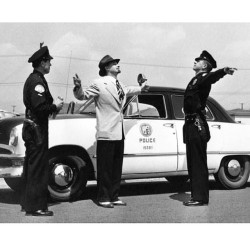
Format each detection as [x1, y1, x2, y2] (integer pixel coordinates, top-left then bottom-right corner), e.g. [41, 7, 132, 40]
[65, 51, 72, 102]
[12, 105, 16, 112]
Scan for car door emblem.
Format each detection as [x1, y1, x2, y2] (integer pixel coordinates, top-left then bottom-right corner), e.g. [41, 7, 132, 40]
[140, 123, 152, 137]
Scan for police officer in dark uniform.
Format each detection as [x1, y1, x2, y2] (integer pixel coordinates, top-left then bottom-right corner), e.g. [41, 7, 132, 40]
[21, 43, 64, 216]
[183, 50, 236, 206]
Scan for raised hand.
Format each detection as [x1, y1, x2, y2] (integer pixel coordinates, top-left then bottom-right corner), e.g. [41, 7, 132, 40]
[137, 73, 147, 86]
[140, 80, 150, 92]
[73, 73, 82, 87]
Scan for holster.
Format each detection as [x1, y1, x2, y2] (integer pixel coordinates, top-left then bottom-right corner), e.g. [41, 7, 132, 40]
[183, 113, 211, 143]
[23, 118, 43, 146]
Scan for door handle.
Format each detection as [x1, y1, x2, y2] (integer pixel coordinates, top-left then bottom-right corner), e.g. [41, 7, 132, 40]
[163, 123, 174, 128]
[211, 124, 221, 129]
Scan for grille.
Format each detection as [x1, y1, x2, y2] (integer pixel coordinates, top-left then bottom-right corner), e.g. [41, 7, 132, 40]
[0, 158, 12, 167]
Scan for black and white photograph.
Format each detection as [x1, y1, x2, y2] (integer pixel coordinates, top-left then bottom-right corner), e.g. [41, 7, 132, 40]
[0, 0, 250, 249]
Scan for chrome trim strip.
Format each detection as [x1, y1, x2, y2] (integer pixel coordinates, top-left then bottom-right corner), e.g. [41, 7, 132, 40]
[93, 153, 177, 158]
[121, 169, 216, 179]
[95, 151, 250, 158]
[0, 153, 25, 159]
[179, 151, 250, 155]
[0, 144, 14, 154]
[123, 153, 177, 157]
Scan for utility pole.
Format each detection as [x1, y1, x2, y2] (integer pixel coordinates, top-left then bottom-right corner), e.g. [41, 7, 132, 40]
[65, 50, 72, 102]
[240, 103, 244, 110]
[12, 105, 16, 113]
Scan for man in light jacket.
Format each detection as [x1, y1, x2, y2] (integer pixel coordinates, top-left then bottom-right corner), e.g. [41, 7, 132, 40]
[73, 55, 149, 208]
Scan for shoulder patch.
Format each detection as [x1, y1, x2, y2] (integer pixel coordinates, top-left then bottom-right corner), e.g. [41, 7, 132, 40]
[35, 84, 45, 93]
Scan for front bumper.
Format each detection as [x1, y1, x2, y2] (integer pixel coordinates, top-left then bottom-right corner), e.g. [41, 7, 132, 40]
[0, 154, 24, 178]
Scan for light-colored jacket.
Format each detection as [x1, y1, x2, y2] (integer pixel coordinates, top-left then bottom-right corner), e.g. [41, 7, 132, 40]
[73, 75, 141, 140]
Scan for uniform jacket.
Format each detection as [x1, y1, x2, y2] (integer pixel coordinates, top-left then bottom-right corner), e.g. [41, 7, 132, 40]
[184, 68, 227, 114]
[183, 68, 227, 144]
[74, 75, 141, 140]
[23, 70, 57, 127]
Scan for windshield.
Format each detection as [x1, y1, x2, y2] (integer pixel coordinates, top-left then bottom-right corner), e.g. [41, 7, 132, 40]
[76, 98, 96, 115]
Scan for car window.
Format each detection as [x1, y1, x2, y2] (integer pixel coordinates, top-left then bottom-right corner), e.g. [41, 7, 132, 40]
[124, 94, 167, 118]
[77, 98, 96, 115]
[171, 94, 214, 120]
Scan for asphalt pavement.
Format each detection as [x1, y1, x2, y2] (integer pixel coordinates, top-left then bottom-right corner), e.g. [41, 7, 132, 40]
[1, 177, 250, 223]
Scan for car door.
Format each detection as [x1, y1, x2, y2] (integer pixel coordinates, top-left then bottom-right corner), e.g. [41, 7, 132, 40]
[122, 93, 178, 175]
[171, 94, 224, 172]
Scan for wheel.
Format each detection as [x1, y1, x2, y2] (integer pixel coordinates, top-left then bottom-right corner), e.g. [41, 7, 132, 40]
[214, 156, 250, 189]
[166, 176, 189, 185]
[48, 155, 88, 201]
[4, 177, 23, 192]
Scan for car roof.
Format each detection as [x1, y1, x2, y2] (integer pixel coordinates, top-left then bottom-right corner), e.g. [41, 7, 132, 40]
[148, 86, 185, 94]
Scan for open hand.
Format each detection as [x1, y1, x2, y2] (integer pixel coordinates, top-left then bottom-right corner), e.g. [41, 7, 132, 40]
[140, 81, 150, 92]
[137, 73, 147, 86]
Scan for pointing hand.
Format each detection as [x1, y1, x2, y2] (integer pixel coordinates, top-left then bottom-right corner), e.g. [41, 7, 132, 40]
[224, 67, 237, 75]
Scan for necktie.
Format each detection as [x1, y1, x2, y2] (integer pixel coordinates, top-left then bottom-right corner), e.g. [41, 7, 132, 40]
[116, 80, 125, 102]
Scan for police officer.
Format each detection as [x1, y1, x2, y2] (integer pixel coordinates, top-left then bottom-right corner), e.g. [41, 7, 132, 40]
[183, 50, 236, 206]
[21, 43, 64, 216]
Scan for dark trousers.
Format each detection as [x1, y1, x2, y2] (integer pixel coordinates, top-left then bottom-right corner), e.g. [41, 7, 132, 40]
[96, 139, 124, 202]
[185, 122, 209, 203]
[21, 123, 49, 212]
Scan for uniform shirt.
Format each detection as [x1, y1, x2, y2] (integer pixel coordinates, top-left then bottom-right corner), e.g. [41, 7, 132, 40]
[23, 70, 57, 126]
[184, 68, 226, 114]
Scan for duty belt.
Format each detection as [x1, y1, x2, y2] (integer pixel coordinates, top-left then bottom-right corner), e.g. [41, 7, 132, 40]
[185, 113, 203, 131]
[25, 109, 38, 123]
[185, 113, 197, 121]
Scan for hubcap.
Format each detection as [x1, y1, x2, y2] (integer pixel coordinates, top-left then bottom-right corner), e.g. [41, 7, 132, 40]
[52, 163, 74, 187]
[227, 159, 241, 177]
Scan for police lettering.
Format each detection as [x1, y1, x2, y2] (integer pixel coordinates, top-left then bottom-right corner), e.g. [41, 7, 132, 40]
[139, 138, 156, 143]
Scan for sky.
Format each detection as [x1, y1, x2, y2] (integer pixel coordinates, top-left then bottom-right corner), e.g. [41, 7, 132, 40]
[1, 20, 250, 113]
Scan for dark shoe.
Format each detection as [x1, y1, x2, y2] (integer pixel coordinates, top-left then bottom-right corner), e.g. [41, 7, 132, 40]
[25, 210, 54, 216]
[183, 200, 208, 206]
[112, 200, 127, 206]
[98, 202, 114, 208]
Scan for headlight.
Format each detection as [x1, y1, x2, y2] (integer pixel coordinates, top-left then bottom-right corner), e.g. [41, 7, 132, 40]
[9, 127, 18, 147]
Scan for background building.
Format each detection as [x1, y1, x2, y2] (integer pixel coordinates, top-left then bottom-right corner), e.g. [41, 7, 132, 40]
[228, 109, 250, 124]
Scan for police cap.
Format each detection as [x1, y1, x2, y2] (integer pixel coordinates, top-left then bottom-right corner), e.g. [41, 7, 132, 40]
[195, 50, 217, 69]
[28, 43, 53, 63]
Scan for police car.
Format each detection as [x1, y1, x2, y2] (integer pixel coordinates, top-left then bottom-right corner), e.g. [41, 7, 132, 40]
[1, 86, 250, 201]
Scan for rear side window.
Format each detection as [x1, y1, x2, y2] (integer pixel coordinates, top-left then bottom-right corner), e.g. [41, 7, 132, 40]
[124, 94, 167, 119]
[171, 94, 214, 120]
